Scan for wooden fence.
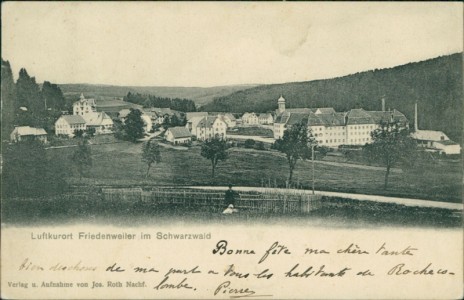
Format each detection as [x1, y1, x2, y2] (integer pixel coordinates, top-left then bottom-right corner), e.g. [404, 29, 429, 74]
[102, 187, 322, 214]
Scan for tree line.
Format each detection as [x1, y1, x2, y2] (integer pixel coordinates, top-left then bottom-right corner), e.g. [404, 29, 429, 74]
[201, 53, 463, 143]
[1, 59, 67, 139]
[123, 92, 197, 112]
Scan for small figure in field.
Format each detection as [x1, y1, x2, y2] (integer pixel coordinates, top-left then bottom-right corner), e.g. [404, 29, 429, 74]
[223, 184, 239, 214]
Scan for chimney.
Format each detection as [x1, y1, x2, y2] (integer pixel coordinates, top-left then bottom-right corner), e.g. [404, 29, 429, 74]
[381, 97, 385, 112]
[414, 102, 418, 131]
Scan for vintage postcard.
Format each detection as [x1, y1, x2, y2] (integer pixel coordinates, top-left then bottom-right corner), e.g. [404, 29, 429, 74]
[1, 2, 463, 299]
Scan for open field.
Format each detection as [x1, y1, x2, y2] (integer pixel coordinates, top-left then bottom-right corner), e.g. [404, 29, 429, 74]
[48, 140, 462, 202]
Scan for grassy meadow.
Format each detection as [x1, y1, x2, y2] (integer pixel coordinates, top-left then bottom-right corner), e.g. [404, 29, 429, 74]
[50, 139, 462, 203]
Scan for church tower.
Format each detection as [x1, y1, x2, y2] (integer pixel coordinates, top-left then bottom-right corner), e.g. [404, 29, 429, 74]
[278, 95, 286, 114]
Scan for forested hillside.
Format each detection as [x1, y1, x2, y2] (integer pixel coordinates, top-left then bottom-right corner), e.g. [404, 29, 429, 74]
[203, 53, 463, 142]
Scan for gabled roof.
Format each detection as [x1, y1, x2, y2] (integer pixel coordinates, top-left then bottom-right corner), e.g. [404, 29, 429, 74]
[197, 116, 219, 128]
[12, 126, 47, 136]
[119, 109, 131, 118]
[75, 94, 97, 107]
[224, 113, 236, 121]
[315, 107, 336, 114]
[186, 112, 208, 120]
[82, 112, 113, 126]
[60, 115, 86, 124]
[286, 113, 309, 126]
[285, 108, 313, 113]
[316, 113, 345, 126]
[367, 110, 408, 124]
[346, 109, 375, 125]
[167, 126, 192, 138]
[411, 130, 450, 142]
[258, 113, 273, 119]
[150, 107, 174, 115]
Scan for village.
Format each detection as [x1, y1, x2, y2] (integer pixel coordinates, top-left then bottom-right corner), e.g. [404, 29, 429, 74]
[9, 93, 462, 156]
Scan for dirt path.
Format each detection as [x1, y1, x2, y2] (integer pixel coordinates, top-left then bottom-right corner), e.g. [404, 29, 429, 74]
[189, 186, 463, 210]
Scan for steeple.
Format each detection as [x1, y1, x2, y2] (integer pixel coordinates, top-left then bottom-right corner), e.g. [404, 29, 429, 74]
[80, 93, 85, 101]
[414, 101, 418, 131]
[278, 95, 286, 113]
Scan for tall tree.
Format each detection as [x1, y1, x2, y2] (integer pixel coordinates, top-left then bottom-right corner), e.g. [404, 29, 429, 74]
[71, 138, 92, 180]
[1, 59, 16, 140]
[200, 137, 229, 178]
[15, 68, 44, 126]
[363, 121, 417, 189]
[141, 139, 161, 178]
[41, 81, 66, 111]
[124, 109, 145, 142]
[273, 121, 316, 184]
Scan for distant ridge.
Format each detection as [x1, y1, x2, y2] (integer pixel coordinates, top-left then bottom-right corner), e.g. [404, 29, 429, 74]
[202, 53, 463, 143]
[58, 83, 259, 107]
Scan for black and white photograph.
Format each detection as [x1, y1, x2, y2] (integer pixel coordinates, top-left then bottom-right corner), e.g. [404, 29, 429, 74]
[1, 2, 462, 299]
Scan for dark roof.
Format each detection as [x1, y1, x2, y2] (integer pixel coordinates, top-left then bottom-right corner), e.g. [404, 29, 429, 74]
[316, 113, 345, 126]
[286, 113, 309, 126]
[197, 116, 218, 128]
[346, 109, 375, 125]
[316, 107, 336, 114]
[167, 127, 192, 138]
[61, 115, 86, 124]
[436, 140, 459, 146]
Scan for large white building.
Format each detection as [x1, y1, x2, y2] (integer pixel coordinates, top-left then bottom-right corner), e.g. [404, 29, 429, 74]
[55, 115, 87, 137]
[73, 93, 97, 116]
[273, 96, 408, 147]
[191, 116, 227, 141]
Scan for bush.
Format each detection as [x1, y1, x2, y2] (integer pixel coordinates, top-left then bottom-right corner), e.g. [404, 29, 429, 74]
[254, 141, 265, 150]
[244, 139, 255, 148]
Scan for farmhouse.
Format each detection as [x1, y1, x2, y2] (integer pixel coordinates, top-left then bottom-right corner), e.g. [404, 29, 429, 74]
[192, 116, 227, 141]
[273, 95, 409, 147]
[242, 112, 259, 125]
[55, 115, 86, 137]
[186, 116, 205, 133]
[411, 130, 461, 155]
[258, 113, 274, 125]
[82, 111, 114, 134]
[10, 126, 48, 143]
[73, 93, 97, 116]
[165, 127, 192, 145]
[218, 113, 237, 128]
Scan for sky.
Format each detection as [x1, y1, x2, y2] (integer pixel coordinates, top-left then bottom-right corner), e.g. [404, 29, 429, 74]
[2, 2, 463, 87]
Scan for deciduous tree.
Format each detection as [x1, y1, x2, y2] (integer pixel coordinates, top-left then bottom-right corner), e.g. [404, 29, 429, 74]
[142, 139, 161, 178]
[273, 121, 316, 184]
[200, 137, 228, 178]
[363, 121, 417, 189]
[124, 109, 145, 142]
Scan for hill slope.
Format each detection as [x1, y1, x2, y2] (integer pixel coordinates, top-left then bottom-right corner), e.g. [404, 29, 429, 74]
[203, 53, 463, 143]
[58, 84, 258, 107]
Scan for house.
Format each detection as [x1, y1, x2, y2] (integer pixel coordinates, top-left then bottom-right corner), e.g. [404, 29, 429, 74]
[165, 126, 192, 145]
[217, 113, 237, 128]
[410, 102, 461, 155]
[186, 116, 205, 133]
[192, 116, 227, 141]
[10, 126, 48, 143]
[411, 130, 461, 155]
[258, 113, 274, 125]
[82, 112, 114, 134]
[73, 93, 97, 116]
[55, 115, 86, 137]
[273, 95, 409, 147]
[242, 112, 259, 125]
